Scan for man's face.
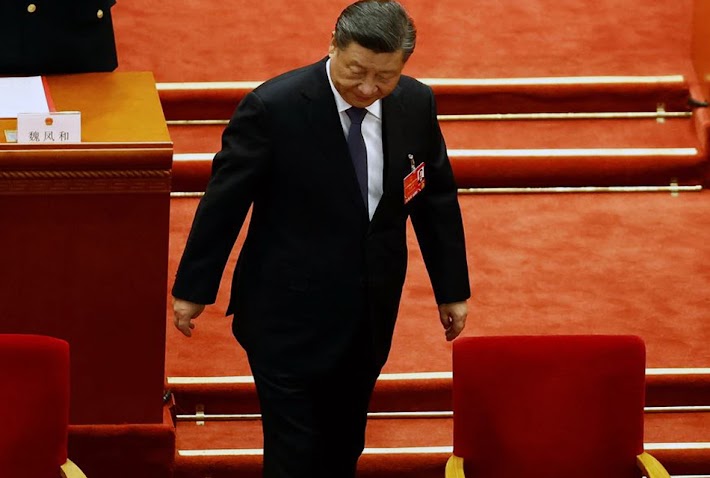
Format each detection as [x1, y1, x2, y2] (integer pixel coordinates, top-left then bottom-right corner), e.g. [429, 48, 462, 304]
[328, 39, 406, 108]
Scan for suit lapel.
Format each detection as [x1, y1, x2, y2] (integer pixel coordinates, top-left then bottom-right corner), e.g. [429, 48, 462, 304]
[301, 60, 368, 219]
[371, 85, 406, 228]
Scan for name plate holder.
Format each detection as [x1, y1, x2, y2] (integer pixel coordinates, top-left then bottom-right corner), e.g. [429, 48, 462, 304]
[16, 111, 81, 144]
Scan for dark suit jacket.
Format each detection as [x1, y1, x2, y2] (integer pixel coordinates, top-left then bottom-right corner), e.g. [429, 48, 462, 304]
[0, 0, 118, 75]
[173, 58, 470, 375]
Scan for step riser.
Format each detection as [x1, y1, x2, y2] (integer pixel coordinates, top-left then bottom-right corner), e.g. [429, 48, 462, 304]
[170, 151, 706, 192]
[157, 79, 691, 121]
[169, 376, 710, 415]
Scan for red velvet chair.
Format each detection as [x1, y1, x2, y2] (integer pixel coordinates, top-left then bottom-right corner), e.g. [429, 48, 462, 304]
[0, 334, 87, 478]
[446, 335, 670, 478]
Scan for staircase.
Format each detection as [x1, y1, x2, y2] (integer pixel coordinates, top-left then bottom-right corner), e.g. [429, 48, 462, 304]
[163, 74, 710, 477]
[163, 75, 710, 192]
[167, 371, 710, 478]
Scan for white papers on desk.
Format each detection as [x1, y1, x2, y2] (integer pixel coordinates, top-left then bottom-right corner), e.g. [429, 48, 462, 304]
[0, 76, 50, 118]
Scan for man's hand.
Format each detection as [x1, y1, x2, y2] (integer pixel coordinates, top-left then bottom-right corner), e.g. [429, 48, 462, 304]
[438, 300, 468, 341]
[173, 297, 205, 337]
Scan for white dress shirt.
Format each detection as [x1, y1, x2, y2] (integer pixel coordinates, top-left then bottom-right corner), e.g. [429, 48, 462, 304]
[326, 58, 384, 220]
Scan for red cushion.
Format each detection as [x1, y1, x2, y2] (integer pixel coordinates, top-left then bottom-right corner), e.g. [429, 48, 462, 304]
[452, 335, 645, 478]
[0, 334, 70, 478]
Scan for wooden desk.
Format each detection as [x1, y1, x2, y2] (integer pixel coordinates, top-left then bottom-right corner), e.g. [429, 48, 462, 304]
[0, 72, 172, 425]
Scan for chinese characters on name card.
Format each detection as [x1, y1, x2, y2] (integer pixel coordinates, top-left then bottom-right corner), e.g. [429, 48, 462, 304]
[17, 112, 81, 144]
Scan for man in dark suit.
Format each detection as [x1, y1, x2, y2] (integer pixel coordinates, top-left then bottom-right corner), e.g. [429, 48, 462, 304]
[172, 1, 470, 476]
[0, 0, 118, 75]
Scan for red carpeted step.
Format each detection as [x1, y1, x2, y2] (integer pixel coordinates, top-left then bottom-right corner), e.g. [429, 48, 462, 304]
[173, 413, 710, 477]
[170, 148, 706, 191]
[168, 116, 705, 190]
[167, 371, 710, 416]
[167, 374, 460, 416]
[158, 77, 691, 121]
[441, 118, 698, 150]
[448, 149, 704, 188]
[645, 410, 710, 475]
[168, 116, 698, 153]
[169, 124, 224, 155]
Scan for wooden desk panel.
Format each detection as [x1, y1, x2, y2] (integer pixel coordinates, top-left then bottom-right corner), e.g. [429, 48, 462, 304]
[0, 72, 172, 425]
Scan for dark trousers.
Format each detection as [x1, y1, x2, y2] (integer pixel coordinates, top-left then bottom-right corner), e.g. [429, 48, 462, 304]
[249, 331, 380, 478]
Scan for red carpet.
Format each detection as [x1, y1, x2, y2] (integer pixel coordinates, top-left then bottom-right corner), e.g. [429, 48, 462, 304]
[111, 1, 694, 81]
[167, 191, 710, 380]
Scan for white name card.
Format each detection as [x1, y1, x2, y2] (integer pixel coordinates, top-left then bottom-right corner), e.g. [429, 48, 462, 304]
[17, 112, 81, 144]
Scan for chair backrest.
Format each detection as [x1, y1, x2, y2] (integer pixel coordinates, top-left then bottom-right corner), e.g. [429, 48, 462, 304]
[452, 335, 646, 478]
[0, 334, 70, 478]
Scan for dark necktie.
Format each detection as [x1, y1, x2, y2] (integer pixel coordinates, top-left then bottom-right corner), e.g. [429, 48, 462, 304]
[346, 107, 368, 209]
